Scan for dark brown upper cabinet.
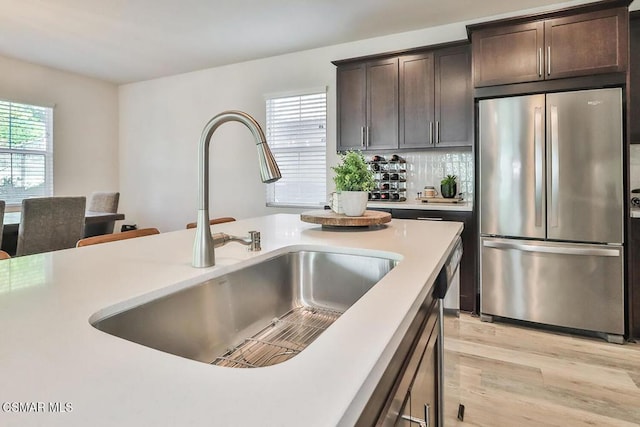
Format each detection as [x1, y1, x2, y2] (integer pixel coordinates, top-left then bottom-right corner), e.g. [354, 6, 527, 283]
[399, 52, 436, 148]
[434, 46, 472, 147]
[470, 6, 629, 88]
[335, 42, 471, 152]
[630, 12, 640, 144]
[399, 45, 472, 148]
[336, 58, 398, 151]
[471, 22, 544, 87]
[336, 63, 366, 152]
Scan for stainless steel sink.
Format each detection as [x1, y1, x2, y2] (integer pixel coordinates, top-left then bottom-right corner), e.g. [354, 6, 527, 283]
[91, 250, 397, 367]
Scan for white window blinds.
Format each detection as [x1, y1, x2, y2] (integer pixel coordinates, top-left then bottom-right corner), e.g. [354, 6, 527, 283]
[0, 100, 54, 206]
[265, 90, 327, 207]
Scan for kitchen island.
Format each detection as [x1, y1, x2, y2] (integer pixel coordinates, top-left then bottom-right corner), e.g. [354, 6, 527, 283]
[0, 214, 462, 426]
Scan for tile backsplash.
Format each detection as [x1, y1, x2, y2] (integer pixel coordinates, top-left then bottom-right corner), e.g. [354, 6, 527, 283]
[366, 148, 474, 201]
[631, 145, 640, 192]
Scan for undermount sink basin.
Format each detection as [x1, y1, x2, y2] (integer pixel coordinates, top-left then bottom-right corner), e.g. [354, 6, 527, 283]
[91, 250, 398, 367]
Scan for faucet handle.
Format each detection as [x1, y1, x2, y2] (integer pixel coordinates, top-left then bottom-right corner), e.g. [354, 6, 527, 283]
[248, 230, 261, 251]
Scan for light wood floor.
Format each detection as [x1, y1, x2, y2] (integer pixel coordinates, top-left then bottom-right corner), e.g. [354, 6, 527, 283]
[443, 313, 640, 427]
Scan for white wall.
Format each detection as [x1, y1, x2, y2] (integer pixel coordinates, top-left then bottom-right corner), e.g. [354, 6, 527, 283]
[118, 0, 614, 232]
[0, 54, 119, 208]
[119, 15, 485, 232]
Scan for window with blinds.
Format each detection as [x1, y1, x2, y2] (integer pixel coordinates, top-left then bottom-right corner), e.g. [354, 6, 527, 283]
[0, 100, 53, 207]
[265, 90, 327, 207]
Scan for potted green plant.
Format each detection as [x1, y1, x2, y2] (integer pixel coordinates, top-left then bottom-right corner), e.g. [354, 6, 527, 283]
[440, 174, 457, 199]
[332, 151, 375, 216]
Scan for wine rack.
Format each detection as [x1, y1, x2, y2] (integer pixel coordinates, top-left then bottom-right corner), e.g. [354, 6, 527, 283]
[368, 155, 407, 202]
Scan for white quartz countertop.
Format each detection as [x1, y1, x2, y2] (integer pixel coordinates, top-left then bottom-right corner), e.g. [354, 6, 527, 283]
[0, 214, 462, 427]
[367, 200, 473, 212]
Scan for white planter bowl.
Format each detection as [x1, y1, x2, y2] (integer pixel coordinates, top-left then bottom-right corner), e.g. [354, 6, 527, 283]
[340, 191, 368, 217]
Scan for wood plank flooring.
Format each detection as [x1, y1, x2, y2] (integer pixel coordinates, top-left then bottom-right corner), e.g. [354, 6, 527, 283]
[443, 313, 640, 426]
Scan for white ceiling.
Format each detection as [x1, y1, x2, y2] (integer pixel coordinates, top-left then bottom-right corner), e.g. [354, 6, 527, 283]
[0, 0, 623, 84]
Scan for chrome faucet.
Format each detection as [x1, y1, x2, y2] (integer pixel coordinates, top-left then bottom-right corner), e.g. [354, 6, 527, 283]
[193, 111, 281, 268]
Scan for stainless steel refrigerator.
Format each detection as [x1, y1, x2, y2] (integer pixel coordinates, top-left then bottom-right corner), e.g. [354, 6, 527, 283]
[479, 88, 625, 342]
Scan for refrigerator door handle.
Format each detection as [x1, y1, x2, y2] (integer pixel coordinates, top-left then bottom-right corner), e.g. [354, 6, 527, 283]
[534, 107, 543, 227]
[550, 105, 560, 228]
[482, 240, 621, 257]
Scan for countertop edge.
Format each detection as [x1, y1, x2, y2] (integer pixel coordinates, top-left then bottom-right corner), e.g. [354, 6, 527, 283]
[0, 214, 463, 426]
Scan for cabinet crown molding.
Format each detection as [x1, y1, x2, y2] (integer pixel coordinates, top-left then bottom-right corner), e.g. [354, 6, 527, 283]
[331, 40, 469, 66]
[465, 0, 632, 39]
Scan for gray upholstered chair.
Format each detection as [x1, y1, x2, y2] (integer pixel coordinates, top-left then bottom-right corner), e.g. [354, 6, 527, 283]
[84, 191, 120, 237]
[0, 200, 5, 249]
[16, 197, 86, 256]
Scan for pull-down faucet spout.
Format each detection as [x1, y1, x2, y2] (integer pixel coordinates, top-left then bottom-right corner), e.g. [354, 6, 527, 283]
[193, 110, 281, 268]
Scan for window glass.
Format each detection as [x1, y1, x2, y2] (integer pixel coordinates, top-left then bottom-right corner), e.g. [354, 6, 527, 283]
[265, 90, 327, 207]
[0, 100, 53, 206]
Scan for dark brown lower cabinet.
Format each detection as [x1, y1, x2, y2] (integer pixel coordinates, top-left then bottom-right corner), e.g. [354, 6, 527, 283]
[398, 319, 438, 427]
[630, 219, 640, 340]
[390, 209, 477, 313]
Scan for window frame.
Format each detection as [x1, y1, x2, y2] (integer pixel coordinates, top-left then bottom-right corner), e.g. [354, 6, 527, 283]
[0, 99, 54, 209]
[264, 87, 327, 209]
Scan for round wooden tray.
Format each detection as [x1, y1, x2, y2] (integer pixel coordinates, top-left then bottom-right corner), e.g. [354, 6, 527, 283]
[300, 210, 391, 227]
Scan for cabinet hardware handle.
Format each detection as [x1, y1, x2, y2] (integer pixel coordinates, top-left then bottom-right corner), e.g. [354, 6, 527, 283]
[429, 122, 434, 145]
[366, 126, 370, 147]
[424, 404, 430, 427]
[417, 217, 443, 221]
[547, 46, 551, 76]
[401, 414, 428, 427]
[435, 121, 440, 144]
[538, 48, 542, 77]
[361, 126, 365, 147]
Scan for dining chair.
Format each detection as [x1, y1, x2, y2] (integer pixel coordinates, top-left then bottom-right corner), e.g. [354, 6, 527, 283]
[0, 200, 5, 249]
[17, 197, 86, 256]
[76, 227, 159, 247]
[185, 217, 236, 229]
[0, 250, 10, 260]
[84, 191, 120, 237]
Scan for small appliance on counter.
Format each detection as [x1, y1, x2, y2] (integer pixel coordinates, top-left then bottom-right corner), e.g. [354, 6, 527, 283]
[631, 188, 640, 207]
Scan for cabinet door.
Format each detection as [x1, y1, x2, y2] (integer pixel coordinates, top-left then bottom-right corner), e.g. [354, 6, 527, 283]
[628, 15, 640, 143]
[398, 320, 438, 427]
[434, 46, 472, 147]
[545, 8, 628, 80]
[472, 21, 544, 87]
[337, 63, 366, 151]
[399, 53, 435, 149]
[367, 58, 399, 150]
[630, 219, 640, 339]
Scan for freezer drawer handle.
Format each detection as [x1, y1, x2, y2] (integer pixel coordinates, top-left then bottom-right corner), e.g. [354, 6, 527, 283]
[482, 240, 620, 257]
